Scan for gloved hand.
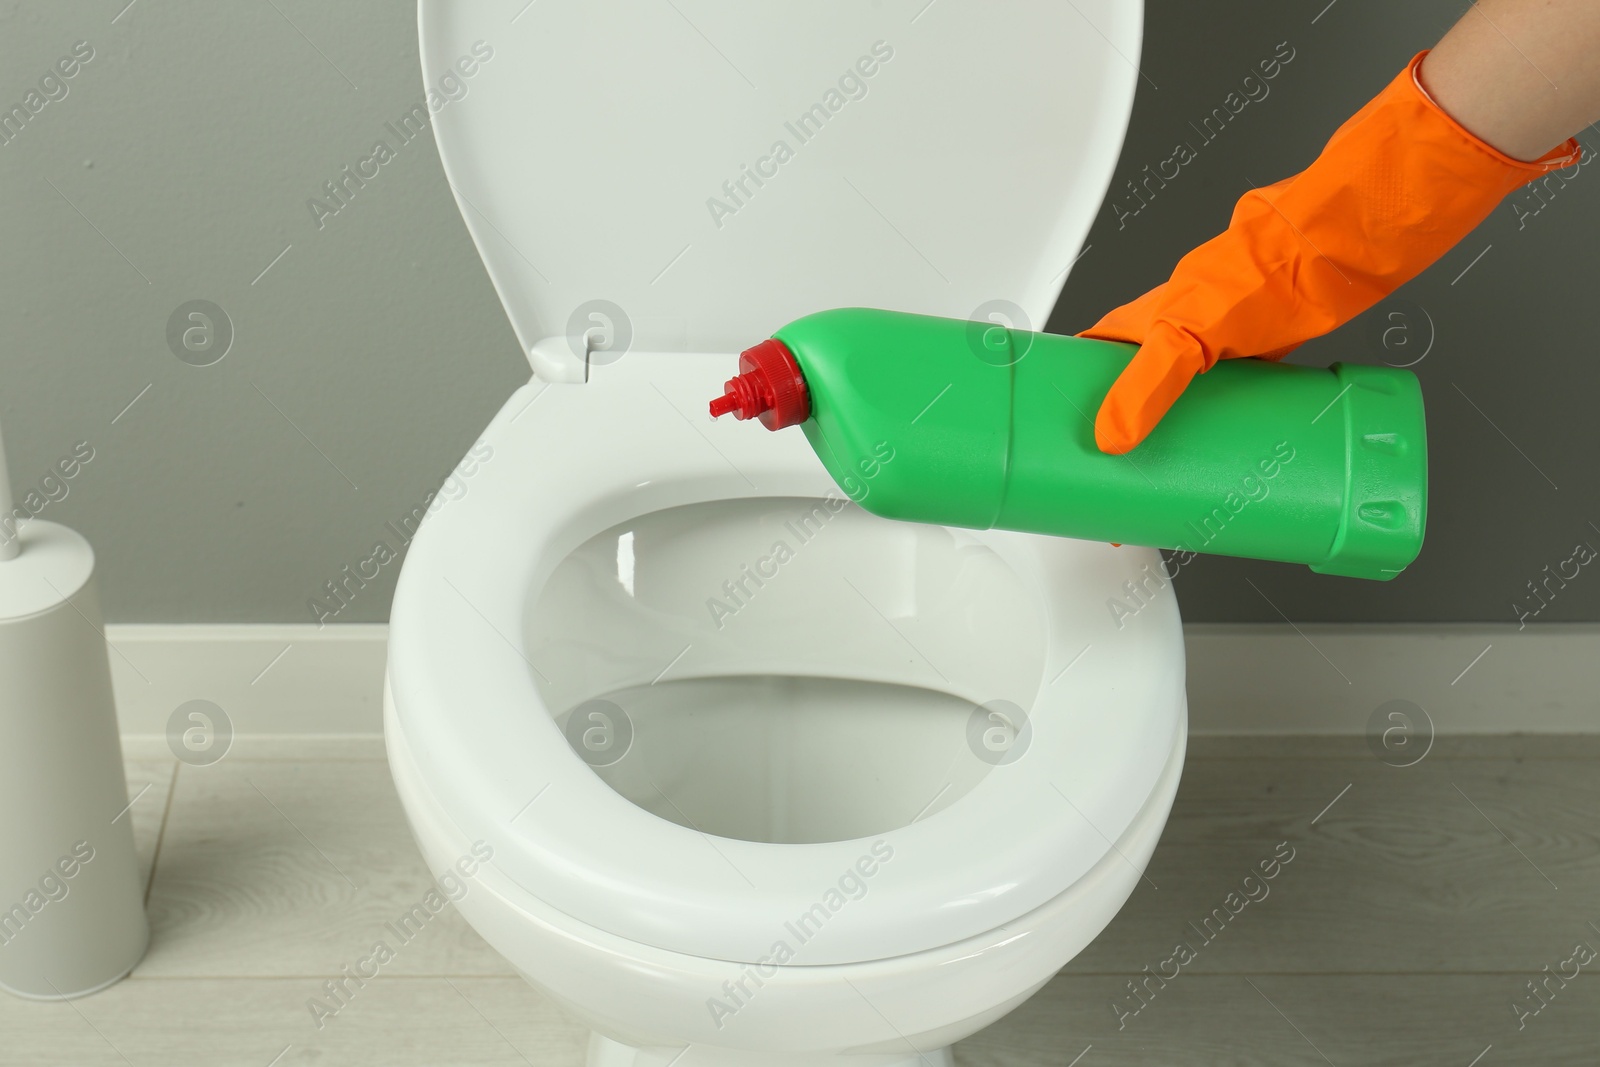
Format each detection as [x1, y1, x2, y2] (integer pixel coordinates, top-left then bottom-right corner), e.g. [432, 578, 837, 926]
[1079, 50, 1581, 454]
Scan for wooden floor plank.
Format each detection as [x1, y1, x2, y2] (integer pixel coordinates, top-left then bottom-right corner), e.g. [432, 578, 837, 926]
[1064, 754, 1600, 975]
[122, 758, 176, 895]
[4, 741, 1592, 1064]
[957, 973, 1600, 1066]
[138, 759, 514, 978]
[2, 972, 1592, 1066]
[0, 976, 584, 1067]
[1187, 733, 1600, 760]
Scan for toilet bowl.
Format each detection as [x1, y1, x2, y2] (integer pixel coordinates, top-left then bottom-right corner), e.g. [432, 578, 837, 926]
[389, 1, 1178, 1062]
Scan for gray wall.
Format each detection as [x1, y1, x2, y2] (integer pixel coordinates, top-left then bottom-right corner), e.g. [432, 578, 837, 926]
[2, 1, 1594, 625]
[0, 0, 526, 625]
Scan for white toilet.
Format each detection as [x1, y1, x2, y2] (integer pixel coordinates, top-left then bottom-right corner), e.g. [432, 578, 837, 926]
[386, 2, 1185, 1064]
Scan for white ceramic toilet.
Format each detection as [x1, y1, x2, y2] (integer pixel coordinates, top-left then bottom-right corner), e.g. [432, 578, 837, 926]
[387, 2, 1186, 1063]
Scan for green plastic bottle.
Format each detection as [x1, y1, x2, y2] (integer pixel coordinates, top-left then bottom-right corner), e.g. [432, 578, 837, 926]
[708, 308, 1426, 580]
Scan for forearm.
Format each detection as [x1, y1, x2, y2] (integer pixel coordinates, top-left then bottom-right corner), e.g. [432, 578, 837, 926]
[1421, 0, 1600, 161]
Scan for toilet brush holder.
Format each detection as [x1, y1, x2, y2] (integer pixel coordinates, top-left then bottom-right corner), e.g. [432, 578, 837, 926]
[0, 516, 149, 999]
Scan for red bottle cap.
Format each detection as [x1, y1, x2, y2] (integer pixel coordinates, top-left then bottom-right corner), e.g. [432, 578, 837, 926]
[708, 338, 811, 430]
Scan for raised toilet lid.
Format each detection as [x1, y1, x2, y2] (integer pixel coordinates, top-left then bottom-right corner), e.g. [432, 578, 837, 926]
[397, 0, 1164, 965]
[417, 0, 1142, 376]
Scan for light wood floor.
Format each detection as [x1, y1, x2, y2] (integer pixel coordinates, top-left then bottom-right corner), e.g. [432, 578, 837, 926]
[3, 735, 1596, 1065]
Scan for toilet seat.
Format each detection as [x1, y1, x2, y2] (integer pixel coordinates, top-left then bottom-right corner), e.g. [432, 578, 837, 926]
[388, 352, 1186, 966]
[398, 0, 1169, 971]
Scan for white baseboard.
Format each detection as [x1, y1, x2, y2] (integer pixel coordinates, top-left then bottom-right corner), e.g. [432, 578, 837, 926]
[1183, 622, 1600, 734]
[107, 624, 388, 738]
[105, 622, 1600, 740]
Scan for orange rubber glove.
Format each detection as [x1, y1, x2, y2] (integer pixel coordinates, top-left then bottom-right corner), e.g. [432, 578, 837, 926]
[1079, 50, 1581, 454]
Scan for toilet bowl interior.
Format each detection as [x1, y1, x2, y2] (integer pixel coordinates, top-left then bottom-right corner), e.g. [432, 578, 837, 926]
[529, 495, 1049, 845]
[389, 370, 1184, 963]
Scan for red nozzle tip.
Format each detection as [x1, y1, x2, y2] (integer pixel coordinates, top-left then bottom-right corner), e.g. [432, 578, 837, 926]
[708, 338, 810, 430]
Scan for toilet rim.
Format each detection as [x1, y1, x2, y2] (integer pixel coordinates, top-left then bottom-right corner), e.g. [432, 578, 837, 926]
[386, 676, 1188, 982]
[387, 368, 1187, 966]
